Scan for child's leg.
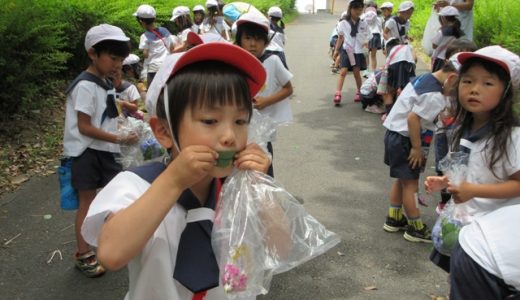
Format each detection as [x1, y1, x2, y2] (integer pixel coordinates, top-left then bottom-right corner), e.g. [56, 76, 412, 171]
[334, 67, 348, 104]
[383, 180, 408, 232]
[76, 189, 97, 254]
[370, 48, 377, 71]
[401, 178, 432, 242]
[352, 67, 362, 91]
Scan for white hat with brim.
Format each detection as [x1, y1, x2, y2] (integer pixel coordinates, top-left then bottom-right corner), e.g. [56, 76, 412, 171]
[171, 6, 191, 21]
[457, 45, 520, 88]
[267, 6, 283, 18]
[133, 4, 156, 18]
[84, 24, 130, 51]
[236, 12, 270, 33]
[439, 6, 459, 17]
[193, 5, 205, 12]
[206, 0, 218, 8]
[146, 42, 265, 116]
[381, 2, 394, 9]
[123, 53, 140, 65]
[398, 1, 414, 12]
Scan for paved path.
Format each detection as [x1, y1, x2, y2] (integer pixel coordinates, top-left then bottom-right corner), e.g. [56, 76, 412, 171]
[0, 13, 446, 300]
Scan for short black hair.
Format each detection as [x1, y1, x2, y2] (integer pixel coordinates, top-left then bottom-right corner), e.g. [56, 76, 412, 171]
[92, 40, 130, 58]
[137, 17, 155, 25]
[156, 60, 252, 141]
[235, 22, 268, 46]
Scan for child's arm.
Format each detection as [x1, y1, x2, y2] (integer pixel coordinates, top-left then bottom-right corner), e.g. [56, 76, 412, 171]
[97, 145, 218, 270]
[425, 176, 449, 193]
[77, 112, 138, 144]
[407, 111, 424, 169]
[448, 171, 520, 204]
[333, 34, 344, 60]
[383, 26, 391, 41]
[253, 81, 293, 110]
[118, 100, 139, 113]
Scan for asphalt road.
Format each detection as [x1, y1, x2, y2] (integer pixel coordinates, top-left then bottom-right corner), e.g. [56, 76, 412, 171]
[0, 12, 447, 300]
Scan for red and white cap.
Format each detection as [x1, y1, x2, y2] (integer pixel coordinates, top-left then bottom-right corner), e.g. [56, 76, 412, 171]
[84, 24, 130, 51]
[457, 45, 520, 88]
[398, 1, 414, 12]
[146, 42, 266, 116]
[171, 6, 190, 21]
[236, 12, 270, 33]
[439, 6, 459, 17]
[133, 4, 156, 18]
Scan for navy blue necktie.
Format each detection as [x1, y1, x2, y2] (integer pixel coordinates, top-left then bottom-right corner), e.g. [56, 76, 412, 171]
[459, 123, 491, 154]
[173, 179, 221, 293]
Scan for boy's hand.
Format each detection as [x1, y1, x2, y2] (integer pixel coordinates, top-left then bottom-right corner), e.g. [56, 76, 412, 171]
[425, 176, 449, 193]
[120, 132, 139, 145]
[408, 147, 423, 169]
[233, 143, 270, 174]
[252, 97, 270, 110]
[169, 145, 218, 190]
[447, 181, 474, 203]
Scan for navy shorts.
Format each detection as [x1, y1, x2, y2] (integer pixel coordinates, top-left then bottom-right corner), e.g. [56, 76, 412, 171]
[384, 130, 420, 179]
[368, 33, 382, 50]
[339, 51, 367, 71]
[71, 148, 122, 190]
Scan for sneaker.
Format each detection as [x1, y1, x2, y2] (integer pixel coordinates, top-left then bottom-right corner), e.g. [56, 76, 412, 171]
[436, 202, 446, 215]
[331, 67, 339, 74]
[383, 216, 408, 232]
[403, 224, 432, 243]
[75, 250, 106, 278]
[354, 91, 362, 102]
[365, 104, 385, 114]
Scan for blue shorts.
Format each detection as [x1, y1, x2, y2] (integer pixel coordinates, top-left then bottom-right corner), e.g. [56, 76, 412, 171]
[71, 148, 122, 190]
[384, 130, 420, 179]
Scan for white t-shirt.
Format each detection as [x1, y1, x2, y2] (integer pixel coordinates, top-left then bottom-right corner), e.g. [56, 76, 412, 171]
[63, 80, 120, 157]
[459, 204, 520, 290]
[336, 18, 369, 54]
[256, 54, 293, 126]
[82, 171, 255, 300]
[431, 30, 457, 60]
[202, 17, 226, 37]
[386, 44, 415, 66]
[266, 30, 285, 52]
[383, 74, 446, 136]
[450, 0, 473, 41]
[139, 29, 175, 73]
[452, 127, 520, 218]
[384, 17, 410, 44]
[117, 83, 141, 103]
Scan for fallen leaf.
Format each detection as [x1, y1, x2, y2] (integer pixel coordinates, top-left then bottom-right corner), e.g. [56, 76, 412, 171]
[364, 286, 377, 291]
[10, 175, 29, 185]
[337, 251, 345, 256]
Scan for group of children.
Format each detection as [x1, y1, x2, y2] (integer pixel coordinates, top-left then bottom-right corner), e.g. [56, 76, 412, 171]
[62, 2, 295, 299]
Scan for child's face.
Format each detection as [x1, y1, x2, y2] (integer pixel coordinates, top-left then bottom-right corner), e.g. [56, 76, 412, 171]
[382, 8, 392, 17]
[458, 64, 506, 118]
[177, 103, 250, 177]
[240, 34, 267, 58]
[194, 12, 204, 23]
[400, 9, 414, 20]
[89, 50, 124, 78]
[350, 6, 364, 19]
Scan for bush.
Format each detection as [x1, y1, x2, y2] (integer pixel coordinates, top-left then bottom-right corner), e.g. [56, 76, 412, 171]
[0, 0, 70, 118]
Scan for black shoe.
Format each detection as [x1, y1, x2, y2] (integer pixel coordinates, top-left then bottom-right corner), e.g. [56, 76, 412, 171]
[383, 216, 408, 232]
[403, 224, 432, 243]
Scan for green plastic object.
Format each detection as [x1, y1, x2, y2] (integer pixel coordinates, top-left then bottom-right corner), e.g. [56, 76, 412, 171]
[216, 150, 236, 168]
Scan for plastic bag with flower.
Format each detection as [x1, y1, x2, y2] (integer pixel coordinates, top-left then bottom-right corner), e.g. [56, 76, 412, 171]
[432, 151, 473, 255]
[211, 111, 341, 298]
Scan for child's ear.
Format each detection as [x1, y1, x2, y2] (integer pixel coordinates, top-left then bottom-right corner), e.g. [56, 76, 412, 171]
[87, 48, 98, 61]
[149, 116, 174, 149]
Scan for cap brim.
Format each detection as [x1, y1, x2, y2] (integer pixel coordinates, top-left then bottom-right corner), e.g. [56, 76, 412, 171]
[235, 19, 269, 33]
[457, 52, 511, 75]
[171, 43, 266, 97]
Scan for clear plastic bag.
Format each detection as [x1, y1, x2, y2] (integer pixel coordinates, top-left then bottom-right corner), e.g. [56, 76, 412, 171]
[211, 111, 341, 298]
[422, 8, 441, 57]
[432, 152, 472, 255]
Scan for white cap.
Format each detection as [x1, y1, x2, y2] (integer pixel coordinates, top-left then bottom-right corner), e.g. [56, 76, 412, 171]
[133, 4, 156, 18]
[398, 1, 414, 12]
[193, 4, 205, 12]
[363, 10, 377, 22]
[448, 52, 462, 71]
[439, 6, 459, 17]
[123, 54, 140, 65]
[171, 6, 190, 21]
[457, 45, 520, 88]
[206, 0, 218, 8]
[84, 24, 130, 51]
[381, 2, 394, 9]
[267, 6, 283, 18]
[236, 12, 270, 33]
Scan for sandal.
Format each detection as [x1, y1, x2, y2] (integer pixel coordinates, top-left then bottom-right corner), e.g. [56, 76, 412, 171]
[75, 250, 106, 278]
[354, 90, 362, 102]
[333, 92, 341, 106]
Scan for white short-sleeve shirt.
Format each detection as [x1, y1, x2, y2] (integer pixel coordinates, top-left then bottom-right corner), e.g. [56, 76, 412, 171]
[63, 80, 120, 157]
[255, 54, 293, 126]
[450, 0, 473, 40]
[117, 83, 141, 103]
[459, 204, 520, 290]
[82, 171, 255, 300]
[431, 30, 457, 60]
[383, 74, 446, 136]
[139, 29, 175, 73]
[336, 19, 369, 54]
[384, 17, 410, 44]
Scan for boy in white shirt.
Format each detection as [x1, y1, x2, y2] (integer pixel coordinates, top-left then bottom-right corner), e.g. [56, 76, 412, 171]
[235, 12, 294, 177]
[134, 4, 175, 87]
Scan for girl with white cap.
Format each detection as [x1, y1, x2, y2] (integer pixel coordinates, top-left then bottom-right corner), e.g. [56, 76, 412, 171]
[170, 6, 195, 53]
[265, 6, 288, 69]
[431, 6, 464, 72]
[202, 0, 227, 39]
[192, 5, 206, 34]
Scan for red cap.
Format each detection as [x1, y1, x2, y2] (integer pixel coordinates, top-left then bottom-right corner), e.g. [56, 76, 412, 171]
[172, 42, 266, 97]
